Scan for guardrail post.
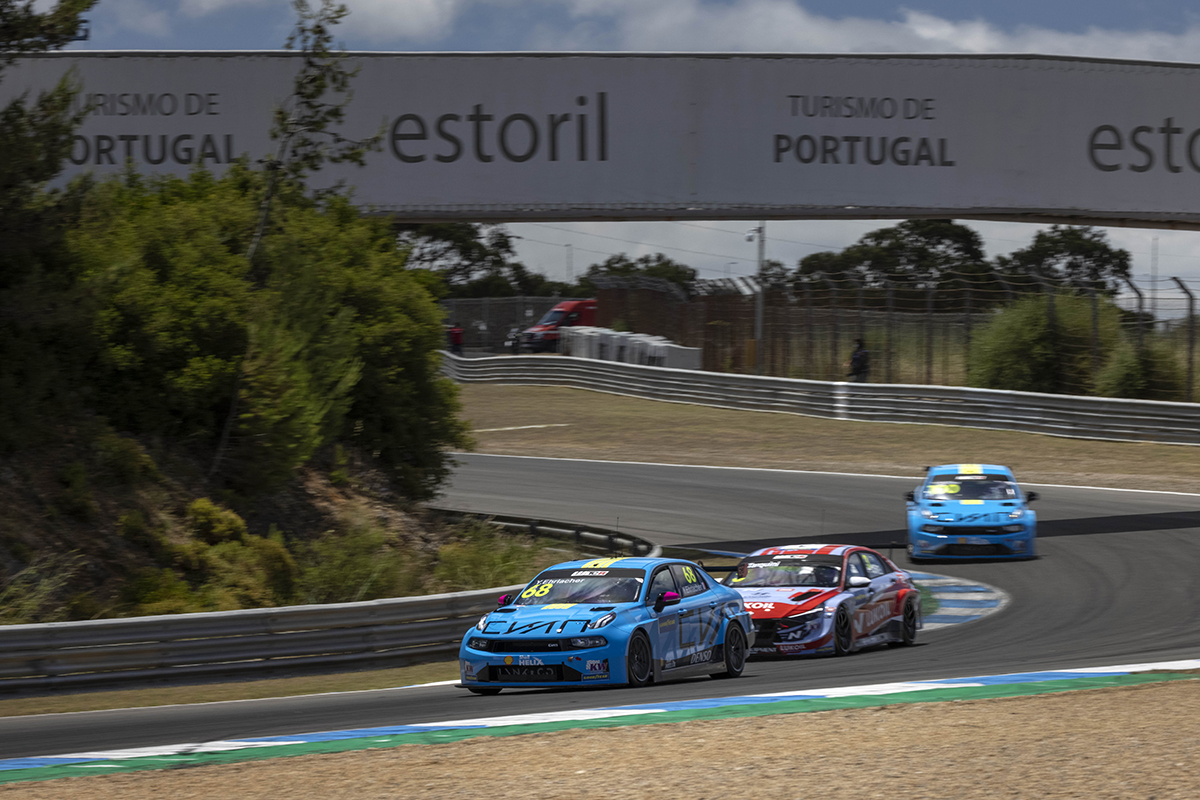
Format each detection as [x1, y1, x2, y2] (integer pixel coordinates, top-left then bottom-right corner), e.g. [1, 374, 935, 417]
[529, 520, 539, 539]
[1172, 277, 1195, 402]
[574, 526, 583, 554]
[607, 532, 617, 554]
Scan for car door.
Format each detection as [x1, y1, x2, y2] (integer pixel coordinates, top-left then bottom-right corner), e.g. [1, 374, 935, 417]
[670, 563, 721, 666]
[645, 565, 682, 668]
[851, 551, 899, 638]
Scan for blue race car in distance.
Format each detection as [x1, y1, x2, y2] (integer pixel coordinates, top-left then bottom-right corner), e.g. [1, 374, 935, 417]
[459, 557, 754, 694]
[906, 463, 1039, 561]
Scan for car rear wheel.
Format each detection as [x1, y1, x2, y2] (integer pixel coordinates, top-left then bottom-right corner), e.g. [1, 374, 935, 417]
[467, 687, 501, 696]
[626, 630, 653, 687]
[889, 597, 919, 648]
[711, 624, 747, 679]
[832, 605, 854, 656]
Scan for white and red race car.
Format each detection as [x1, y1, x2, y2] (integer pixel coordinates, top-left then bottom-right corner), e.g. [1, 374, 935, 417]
[719, 544, 922, 656]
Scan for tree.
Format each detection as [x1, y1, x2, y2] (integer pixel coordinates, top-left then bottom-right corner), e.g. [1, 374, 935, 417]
[580, 253, 696, 293]
[999, 225, 1131, 294]
[0, 1, 97, 445]
[395, 222, 517, 286]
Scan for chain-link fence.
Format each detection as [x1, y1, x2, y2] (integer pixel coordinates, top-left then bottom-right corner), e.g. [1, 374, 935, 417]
[595, 274, 1199, 402]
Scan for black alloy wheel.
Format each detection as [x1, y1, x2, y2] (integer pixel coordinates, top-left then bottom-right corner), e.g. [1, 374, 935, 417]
[833, 605, 854, 656]
[712, 624, 747, 679]
[626, 630, 653, 687]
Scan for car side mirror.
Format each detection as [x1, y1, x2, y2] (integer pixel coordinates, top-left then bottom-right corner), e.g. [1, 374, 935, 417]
[847, 576, 872, 589]
[905, 491, 915, 502]
[653, 591, 681, 613]
[497, 594, 511, 606]
[1026, 491, 1039, 502]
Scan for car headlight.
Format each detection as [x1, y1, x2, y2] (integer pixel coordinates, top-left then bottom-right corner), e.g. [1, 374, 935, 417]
[920, 525, 945, 533]
[474, 614, 489, 631]
[569, 636, 608, 648]
[467, 637, 492, 651]
[783, 610, 822, 626]
[920, 508, 936, 519]
[589, 611, 617, 630]
[1008, 509, 1025, 519]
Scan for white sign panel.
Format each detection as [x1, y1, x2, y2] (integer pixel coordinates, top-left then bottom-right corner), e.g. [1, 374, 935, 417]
[8, 52, 1200, 227]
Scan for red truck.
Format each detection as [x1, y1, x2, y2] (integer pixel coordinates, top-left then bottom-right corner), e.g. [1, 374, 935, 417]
[519, 299, 596, 353]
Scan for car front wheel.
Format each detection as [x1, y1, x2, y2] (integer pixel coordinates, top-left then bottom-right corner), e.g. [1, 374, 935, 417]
[626, 630, 653, 687]
[833, 605, 854, 656]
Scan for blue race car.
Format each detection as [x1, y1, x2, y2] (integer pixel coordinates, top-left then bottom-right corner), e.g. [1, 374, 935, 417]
[459, 557, 754, 694]
[906, 463, 1039, 561]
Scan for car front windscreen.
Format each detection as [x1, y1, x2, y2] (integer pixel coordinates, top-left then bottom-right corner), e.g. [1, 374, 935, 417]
[924, 477, 1017, 501]
[514, 568, 645, 605]
[722, 555, 842, 588]
[535, 309, 566, 325]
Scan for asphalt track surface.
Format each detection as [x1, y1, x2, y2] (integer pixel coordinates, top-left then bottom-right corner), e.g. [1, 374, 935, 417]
[3, 453, 1199, 759]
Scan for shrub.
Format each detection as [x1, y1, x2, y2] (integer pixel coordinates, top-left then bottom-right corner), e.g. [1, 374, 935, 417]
[0, 554, 84, 623]
[432, 519, 548, 591]
[295, 520, 423, 605]
[968, 294, 1121, 394]
[1095, 340, 1185, 401]
[94, 431, 161, 486]
[186, 497, 248, 545]
[57, 461, 96, 521]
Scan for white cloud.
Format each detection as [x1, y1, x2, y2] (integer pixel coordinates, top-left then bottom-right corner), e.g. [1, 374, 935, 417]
[535, 0, 1200, 62]
[179, 0, 277, 18]
[338, 0, 475, 43]
[106, 0, 174, 38]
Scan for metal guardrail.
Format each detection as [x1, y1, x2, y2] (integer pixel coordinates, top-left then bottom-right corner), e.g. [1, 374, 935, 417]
[0, 513, 658, 692]
[442, 353, 1200, 446]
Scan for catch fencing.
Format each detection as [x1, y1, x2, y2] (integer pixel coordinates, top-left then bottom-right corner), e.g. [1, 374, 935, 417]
[594, 273, 1199, 401]
[443, 353, 1200, 446]
[0, 514, 657, 691]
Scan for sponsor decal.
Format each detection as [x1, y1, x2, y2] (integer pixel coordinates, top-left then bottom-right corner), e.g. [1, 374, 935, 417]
[659, 615, 678, 630]
[581, 673, 609, 681]
[852, 604, 894, 635]
[541, 603, 576, 610]
[518, 656, 546, 666]
[572, 570, 609, 577]
[772, 554, 809, 560]
[581, 558, 626, 568]
[688, 648, 714, 665]
[585, 659, 610, 673]
[503, 656, 514, 665]
[505, 620, 557, 635]
[464, 662, 475, 675]
[744, 602, 777, 612]
[777, 642, 814, 653]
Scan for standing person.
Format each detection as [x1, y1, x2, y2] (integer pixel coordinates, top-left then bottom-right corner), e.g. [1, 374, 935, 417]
[847, 338, 870, 382]
[447, 322, 464, 356]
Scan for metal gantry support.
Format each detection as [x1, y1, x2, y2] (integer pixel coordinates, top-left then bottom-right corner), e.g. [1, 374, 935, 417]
[1172, 277, 1195, 402]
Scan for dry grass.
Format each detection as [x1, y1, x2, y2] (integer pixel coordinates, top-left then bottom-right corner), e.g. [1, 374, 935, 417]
[459, 384, 1200, 492]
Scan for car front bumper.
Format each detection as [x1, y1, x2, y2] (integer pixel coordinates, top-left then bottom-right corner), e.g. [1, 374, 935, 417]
[908, 525, 1036, 559]
[459, 639, 627, 687]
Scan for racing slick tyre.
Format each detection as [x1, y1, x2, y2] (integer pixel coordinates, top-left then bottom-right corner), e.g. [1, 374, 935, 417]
[626, 630, 653, 687]
[832, 604, 854, 656]
[467, 687, 502, 696]
[888, 597, 919, 648]
[711, 624, 747, 679]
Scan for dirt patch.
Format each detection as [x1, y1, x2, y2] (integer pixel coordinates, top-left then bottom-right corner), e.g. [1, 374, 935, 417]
[459, 385, 1200, 492]
[6, 679, 1198, 798]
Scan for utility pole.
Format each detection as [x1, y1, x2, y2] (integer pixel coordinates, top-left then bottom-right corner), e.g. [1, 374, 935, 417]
[747, 222, 766, 374]
[1150, 236, 1159, 325]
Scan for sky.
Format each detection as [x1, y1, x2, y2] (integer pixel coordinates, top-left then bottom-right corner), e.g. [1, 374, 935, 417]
[53, 0, 1200, 313]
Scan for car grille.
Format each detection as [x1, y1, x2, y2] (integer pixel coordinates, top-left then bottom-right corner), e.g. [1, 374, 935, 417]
[941, 525, 1016, 535]
[489, 639, 565, 652]
[936, 543, 1010, 556]
[754, 620, 780, 642]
